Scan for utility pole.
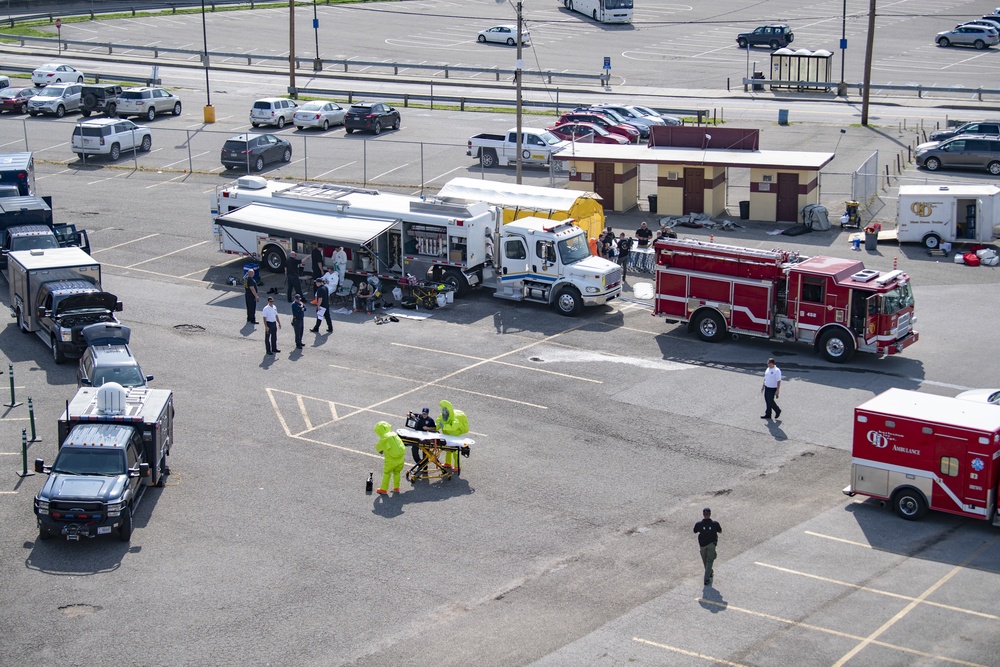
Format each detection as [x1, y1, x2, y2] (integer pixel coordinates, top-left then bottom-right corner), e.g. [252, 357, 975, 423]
[289, 0, 296, 96]
[861, 0, 876, 126]
[515, 0, 523, 184]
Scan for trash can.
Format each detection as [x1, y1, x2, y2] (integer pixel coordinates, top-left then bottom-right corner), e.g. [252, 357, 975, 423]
[647, 194, 658, 214]
[752, 71, 765, 92]
[864, 231, 878, 251]
[778, 109, 789, 125]
[739, 200, 750, 220]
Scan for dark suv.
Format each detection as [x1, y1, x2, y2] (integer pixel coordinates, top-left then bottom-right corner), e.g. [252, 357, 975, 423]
[929, 120, 1000, 142]
[345, 102, 400, 135]
[736, 24, 794, 49]
[78, 323, 152, 388]
[80, 84, 122, 117]
[220, 133, 292, 172]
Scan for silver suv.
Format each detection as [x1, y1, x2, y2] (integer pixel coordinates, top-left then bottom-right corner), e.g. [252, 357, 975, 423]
[936, 24, 999, 49]
[117, 87, 182, 121]
[71, 118, 152, 161]
[250, 98, 298, 128]
[27, 83, 82, 117]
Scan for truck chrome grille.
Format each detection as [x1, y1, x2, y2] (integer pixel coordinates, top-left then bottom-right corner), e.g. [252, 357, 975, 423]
[607, 268, 621, 286]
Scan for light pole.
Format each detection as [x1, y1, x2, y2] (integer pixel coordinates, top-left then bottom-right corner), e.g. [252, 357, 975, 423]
[200, 0, 214, 122]
[289, 0, 297, 96]
[515, 0, 524, 184]
[312, 0, 322, 71]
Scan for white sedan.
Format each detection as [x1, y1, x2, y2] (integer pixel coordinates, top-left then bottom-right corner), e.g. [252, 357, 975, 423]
[477, 25, 531, 46]
[32, 62, 85, 86]
[293, 100, 346, 131]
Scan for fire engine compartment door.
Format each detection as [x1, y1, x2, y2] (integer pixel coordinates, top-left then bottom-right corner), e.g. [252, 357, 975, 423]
[730, 281, 773, 335]
[964, 446, 992, 506]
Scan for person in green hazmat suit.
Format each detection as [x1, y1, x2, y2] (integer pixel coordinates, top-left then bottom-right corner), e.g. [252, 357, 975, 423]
[374, 421, 406, 495]
[436, 399, 469, 471]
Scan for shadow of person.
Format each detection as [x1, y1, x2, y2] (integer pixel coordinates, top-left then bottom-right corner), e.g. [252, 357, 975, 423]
[698, 585, 728, 614]
[372, 493, 404, 518]
[766, 419, 787, 441]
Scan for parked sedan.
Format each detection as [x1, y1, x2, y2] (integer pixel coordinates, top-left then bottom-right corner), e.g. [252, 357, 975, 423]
[31, 62, 85, 85]
[293, 100, 346, 131]
[578, 106, 649, 138]
[345, 101, 400, 135]
[556, 112, 640, 143]
[547, 122, 628, 144]
[220, 133, 292, 172]
[0, 87, 40, 114]
[936, 24, 999, 49]
[477, 25, 531, 46]
[630, 105, 684, 126]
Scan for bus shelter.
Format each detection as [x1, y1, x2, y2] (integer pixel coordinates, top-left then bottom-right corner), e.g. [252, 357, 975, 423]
[436, 177, 605, 238]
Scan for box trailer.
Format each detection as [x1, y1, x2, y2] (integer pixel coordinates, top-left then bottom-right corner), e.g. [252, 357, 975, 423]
[896, 184, 1000, 249]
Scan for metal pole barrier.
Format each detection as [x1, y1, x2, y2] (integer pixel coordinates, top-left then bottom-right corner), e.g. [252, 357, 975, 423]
[5, 364, 22, 408]
[186, 129, 193, 173]
[363, 141, 367, 186]
[420, 143, 424, 197]
[16, 429, 34, 478]
[28, 397, 40, 442]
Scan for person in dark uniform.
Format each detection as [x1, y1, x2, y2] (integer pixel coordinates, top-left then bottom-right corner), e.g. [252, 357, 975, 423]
[410, 407, 438, 464]
[285, 251, 303, 303]
[694, 507, 722, 586]
[243, 268, 259, 324]
[635, 221, 653, 248]
[310, 245, 324, 282]
[291, 293, 306, 349]
[310, 278, 333, 333]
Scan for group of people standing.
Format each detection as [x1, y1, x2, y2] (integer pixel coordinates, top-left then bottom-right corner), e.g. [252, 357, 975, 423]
[588, 221, 679, 279]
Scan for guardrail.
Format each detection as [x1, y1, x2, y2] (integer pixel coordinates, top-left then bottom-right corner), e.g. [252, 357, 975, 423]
[3, 0, 269, 27]
[741, 77, 1000, 101]
[1, 64, 160, 86]
[3, 33, 611, 86]
[293, 85, 712, 124]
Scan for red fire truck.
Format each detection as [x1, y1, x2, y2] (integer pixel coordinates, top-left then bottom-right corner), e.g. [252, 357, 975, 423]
[651, 238, 918, 362]
[844, 388, 1000, 526]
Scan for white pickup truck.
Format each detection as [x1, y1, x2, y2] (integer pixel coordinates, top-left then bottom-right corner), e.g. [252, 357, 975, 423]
[467, 127, 568, 169]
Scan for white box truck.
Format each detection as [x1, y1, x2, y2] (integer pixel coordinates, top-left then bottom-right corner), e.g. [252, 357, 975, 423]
[896, 184, 1000, 249]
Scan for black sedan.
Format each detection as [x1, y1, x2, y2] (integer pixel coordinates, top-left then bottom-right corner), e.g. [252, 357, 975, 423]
[220, 133, 292, 172]
[345, 101, 400, 135]
[0, 87, 40, 114]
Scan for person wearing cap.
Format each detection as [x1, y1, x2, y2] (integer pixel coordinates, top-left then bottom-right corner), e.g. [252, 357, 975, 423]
[291, 293, 306, 350]
[414, 408, 436, 432]
[693, 508, 722, 586]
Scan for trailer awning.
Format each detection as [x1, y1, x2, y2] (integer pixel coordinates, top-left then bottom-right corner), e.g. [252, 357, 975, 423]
[437, 177, 602, 209]
[216, 203, 399, 246]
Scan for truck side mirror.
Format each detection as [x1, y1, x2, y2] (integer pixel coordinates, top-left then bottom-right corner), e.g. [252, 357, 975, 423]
[34, 458, 45, 473]
[146, 375, 154, 382]
[37, 307, 45, 319]
[80, 378, 92, 387]
[115, 302, 124, 312]
[139, 462, 150, 478]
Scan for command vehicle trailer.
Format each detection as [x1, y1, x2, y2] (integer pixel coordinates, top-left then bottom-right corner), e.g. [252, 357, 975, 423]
[34, 383, 175, 541]
[844, 388, 1000, 526]
[652, 237, 918, 362]
[214, 202, 621, 316]
[896, 184, 1000, 249]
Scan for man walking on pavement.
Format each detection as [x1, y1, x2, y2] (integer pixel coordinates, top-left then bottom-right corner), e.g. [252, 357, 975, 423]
[310, 278, 333, 333]
[285, 252, 302, 303]
[262, 297, 281, 355]
[291, 293, 306, 350]
[243, 268, 259, 324]
[761, 357, 782, 420]
[694, 507, 721, 586]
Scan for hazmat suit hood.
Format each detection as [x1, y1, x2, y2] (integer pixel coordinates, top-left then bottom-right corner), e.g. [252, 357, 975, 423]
[439, 399, 454, 425]
[374, 421, 392, 437]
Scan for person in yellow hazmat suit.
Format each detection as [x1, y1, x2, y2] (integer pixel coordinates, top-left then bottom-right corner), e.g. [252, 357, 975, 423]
[374, 421, 406, 495]
[437, 399, 469, 471]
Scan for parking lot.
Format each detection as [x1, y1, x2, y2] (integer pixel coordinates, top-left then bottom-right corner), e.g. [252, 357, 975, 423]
[1, 2, 999, 664]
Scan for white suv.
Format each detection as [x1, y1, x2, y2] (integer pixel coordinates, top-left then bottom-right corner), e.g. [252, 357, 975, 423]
[250, 98, 298, 128]
[71, 118, 152, 161]
[117, 87, 182, 121]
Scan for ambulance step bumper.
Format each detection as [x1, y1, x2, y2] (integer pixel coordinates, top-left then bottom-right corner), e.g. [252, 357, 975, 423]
[842, 485, 856, 497]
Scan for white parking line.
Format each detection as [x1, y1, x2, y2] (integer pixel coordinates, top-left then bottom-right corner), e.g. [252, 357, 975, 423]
[146, 174, 193, 189]
[89, 233, 159, 254]
[423, 165, 464, 185]
[371, 162, 411, 181]
[313, 161, 358, 180]
[126, 241, 209, 268]
[159, 151, 212, 170]
[87, 171, 134, 186]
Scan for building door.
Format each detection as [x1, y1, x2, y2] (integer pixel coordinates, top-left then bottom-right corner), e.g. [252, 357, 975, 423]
[595, 163, 615, 207]
[776, 173, 799, 222]
[683, 168, 704, 214]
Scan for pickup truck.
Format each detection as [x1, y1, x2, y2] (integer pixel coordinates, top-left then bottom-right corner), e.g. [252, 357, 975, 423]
[467, 128, 568, 169]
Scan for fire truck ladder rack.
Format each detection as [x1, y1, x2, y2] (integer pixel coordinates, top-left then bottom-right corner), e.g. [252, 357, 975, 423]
[272, 182, 378, 204]
[665, 237, 804, 265]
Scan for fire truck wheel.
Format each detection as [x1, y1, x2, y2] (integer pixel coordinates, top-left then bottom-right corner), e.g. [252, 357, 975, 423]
[119, 505, 133, 542]
[555, 287, 583, 316]
[819, 329, 855, 363]
[693, 310, 726, 342]
[893, 489, 927, 520]
[440, 268, 467, 296]
[262, 245, 286, 273]
[922, 233, 941, 250]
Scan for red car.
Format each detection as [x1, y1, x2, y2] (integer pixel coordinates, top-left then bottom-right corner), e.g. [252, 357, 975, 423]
[0, 87, 40, 114]
[556, 112, 641, 143]
[547, 122, 628, 144]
